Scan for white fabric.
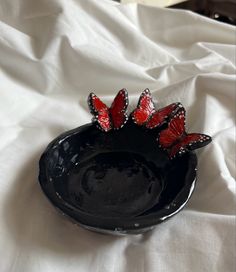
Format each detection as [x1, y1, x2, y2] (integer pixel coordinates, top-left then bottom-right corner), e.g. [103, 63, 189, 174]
[0, 0, 235, 271]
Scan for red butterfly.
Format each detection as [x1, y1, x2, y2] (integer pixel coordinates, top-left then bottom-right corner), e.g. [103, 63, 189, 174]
[132, 89, 182, 129]
[88, 89, 129, 132]
[159, 108, 212, 159]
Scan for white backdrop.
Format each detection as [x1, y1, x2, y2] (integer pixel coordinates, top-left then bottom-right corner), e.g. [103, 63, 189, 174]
[0, 0, 235, 271]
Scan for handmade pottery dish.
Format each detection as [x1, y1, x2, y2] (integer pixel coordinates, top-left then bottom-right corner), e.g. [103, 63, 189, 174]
[38, 89, 211, 234]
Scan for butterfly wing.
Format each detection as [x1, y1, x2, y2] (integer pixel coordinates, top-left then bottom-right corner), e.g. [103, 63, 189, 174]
[168, 133, 212, 158]
[109, 89, 129, 129]
[159, 109, 186, 149]
[146, 102, 183, 129]
[88, 93, 112, 132]
[184, 133, 212, 150]
[132, 89, 155, 125]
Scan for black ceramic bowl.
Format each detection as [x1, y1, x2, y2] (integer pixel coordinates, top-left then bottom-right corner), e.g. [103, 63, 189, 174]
[39, 121, 197, 234]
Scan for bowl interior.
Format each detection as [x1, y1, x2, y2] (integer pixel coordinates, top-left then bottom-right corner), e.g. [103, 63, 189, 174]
[65, 151, 163, 217]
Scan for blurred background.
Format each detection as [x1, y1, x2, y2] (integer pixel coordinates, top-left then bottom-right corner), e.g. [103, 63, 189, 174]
[113, 0, 236, 25]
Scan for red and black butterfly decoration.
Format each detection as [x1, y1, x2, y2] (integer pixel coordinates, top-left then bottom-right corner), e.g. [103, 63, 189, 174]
[158, 108, 211, 159]
[88, 89, 128, 132]
[88, 88, 212, 159]
[131, 89, 183, 129]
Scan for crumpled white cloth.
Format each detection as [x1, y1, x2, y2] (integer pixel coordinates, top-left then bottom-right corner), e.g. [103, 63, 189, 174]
[0, 0, 235, 271]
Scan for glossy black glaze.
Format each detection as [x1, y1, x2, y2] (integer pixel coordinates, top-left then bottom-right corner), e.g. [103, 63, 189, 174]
[39, 121, 197, 234]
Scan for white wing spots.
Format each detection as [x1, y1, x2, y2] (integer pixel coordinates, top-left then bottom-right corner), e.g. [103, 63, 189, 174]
[143, 88, 150, 95]
[175, 110, 185, 119]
